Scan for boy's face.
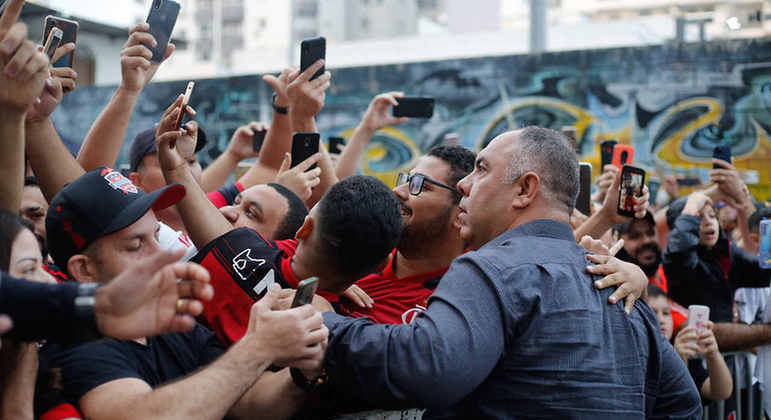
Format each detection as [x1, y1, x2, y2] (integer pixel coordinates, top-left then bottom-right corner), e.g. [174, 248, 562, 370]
[647, 295, 674, 340]
[699, 205, 720, 248]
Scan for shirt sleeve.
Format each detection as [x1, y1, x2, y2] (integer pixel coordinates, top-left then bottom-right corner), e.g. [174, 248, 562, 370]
[323, 255, 505, 409]
[650, 329, 703, 418]
[206, 182, 243, 209]
[0, 273, 80, 342]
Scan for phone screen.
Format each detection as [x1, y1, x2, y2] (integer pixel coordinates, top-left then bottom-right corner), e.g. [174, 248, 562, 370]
[617, 165, 645, 216]
[392, 97, 434, 118]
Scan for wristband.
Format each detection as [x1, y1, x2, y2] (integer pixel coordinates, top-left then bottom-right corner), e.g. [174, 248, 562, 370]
[272, 93, 289, 115]
[72, 283, 103, 342]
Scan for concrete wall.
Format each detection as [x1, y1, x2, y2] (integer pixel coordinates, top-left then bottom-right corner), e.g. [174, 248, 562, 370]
[52, 37, 771, 200]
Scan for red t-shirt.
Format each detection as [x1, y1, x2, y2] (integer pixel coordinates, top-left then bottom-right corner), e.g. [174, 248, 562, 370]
[206, 181, 244, 209]
[339, 250, 447, 324]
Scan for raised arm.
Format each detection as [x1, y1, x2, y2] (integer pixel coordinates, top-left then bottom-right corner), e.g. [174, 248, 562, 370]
[155, 99, 232, 248]
[77, 23, 173, 171]
[336, 92, 407, 180]
[0, 0, 50, 212]
[201, 122, 264, 192]
[574, 165, 649, 241]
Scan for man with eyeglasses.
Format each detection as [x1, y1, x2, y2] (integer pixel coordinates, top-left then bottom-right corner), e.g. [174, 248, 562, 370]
[337, 145, 475, 324]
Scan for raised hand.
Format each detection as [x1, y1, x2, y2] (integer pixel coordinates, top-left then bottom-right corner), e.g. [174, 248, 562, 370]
[120, 23, 174, 94]
[674, 326, 701, 361]
[709, 158, 751, 210]
[155, 95, 198, 173]
[94, 249, 214, 339]
[0, 0, 50, 115]
[263, 67, 296, 109]
[600, 165, 650, 224]
[276, 152, 322, 201]
[286, 60, 331, 121]
[591, 164, 616, 204]
[682, 191, 713, 217]
[227, 122, 268, 161]
[360, 91, 408, 132]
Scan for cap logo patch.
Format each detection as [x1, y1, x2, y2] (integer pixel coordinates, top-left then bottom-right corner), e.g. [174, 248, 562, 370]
[103, 171, 138, 194]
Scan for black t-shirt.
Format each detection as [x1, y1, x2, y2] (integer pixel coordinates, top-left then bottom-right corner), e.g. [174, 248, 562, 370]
[51, 324, 224, 405]
[688, 358, 708, 395]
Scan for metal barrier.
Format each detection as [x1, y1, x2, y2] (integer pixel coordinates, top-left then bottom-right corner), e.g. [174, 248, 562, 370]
[704, 352, 764, 420]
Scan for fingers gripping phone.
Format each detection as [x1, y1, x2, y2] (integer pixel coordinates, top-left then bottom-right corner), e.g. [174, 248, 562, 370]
[611, 145, 635, 171]
[291, 133, 320, 169]
[576, 163, 592, 216]
[175, 81, 195, 129]
[43, 27, 63, 60]
[146, 0, 181, 62]
[392, 97, 435, 118]
[300, 37, 326, 81]
[43, 16, 78, 68]
[617, 165, 646, 217]
[712, 146, 732, 168]
[328, 136, 345, 155]
[599, 140, 617, 170]
[291, 277, 319, 308]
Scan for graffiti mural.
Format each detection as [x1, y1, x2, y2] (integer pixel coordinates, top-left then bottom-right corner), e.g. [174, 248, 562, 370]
[53, 37, 771, 200]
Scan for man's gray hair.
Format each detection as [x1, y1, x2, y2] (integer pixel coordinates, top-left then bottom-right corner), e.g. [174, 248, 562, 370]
[502, 126, 579, 212]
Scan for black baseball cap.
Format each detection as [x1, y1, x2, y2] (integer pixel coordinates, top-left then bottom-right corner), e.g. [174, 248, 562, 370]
[128, 125, 207, 172]
[613, 211, 655, 235]
[45, 167, 186, 270]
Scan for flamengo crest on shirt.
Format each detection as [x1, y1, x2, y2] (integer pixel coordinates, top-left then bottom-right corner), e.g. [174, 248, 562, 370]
[231, 248, 275, 296]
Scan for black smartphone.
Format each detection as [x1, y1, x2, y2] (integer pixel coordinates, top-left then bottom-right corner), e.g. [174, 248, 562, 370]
[617, 165, 646, 217]
[328, 136, 345, 155]
[647, 178, 661, 206]
[145, 0, 180, 62]
[252, 128, 267, 153]
[600, 140, 617, 170]
[42, 27, 63, 60]
[291, 277, 319, 308]
[393, 97, 434, 118]
[712, 146, 732, 168]
[43, 16, 78, 68]
[291, 132, 320, 168]
[300, 36, 326, 81]
[576, 162, 592, 216]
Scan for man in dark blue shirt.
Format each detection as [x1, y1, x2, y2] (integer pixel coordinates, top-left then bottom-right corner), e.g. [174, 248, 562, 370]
[313, 127, 701, 418]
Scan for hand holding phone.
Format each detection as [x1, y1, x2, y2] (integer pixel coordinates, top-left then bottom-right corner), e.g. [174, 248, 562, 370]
[617, 165, 646, 217]
[145, 0, 180, 62]
[291, 133, 320, 169]
[392, 97, 434, 118]
[174, 81, 195, 129]
[43, 16, 78, 68]
[291, 277, 319, 308]
[300, 37, 326, 81]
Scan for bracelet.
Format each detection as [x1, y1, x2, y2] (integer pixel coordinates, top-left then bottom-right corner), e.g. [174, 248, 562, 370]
[290, 367, 328, 392]
[272, 93, 288, 115]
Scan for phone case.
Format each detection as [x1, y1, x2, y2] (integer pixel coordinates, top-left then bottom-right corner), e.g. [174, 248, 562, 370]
[576, 163, 592, 216]
[300, 37, 326, 81]
[600, 140, 617, 170]
[687, 305, 710, 330]
[611, 145, 635, 170]
[291, 133, 320, 168]
[291, 277, 319, 308]
[328, 136, 345, 154]
[392, 97, 435, 118]
[44, 16, 78, 68]
[712, 146, 732, 168]
[146, 0, 180, 62]
[761, 219, 771, 269]
[617, 165, 645, 217]
[43, 28, 63, 60]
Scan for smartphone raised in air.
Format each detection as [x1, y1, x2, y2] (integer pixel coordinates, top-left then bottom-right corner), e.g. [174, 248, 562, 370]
[43, 16, 78, 68]
[300, 36, 326, 81]
[599, 140, 617, 170]
[611, 145, 635, 171]
[617, 165, 645, 217]
[687, 305, 710, 331]
[175, 81, 195, 129]
[328, 136, 345, 155]
[291, 132, 320, 168]
[291, 277, 319, 308]
[712, 146, 732, 168]
[252, 128, 267, 153]
[145, 0, 180, 62]
[42, 27, 63, 60]
[576, 162, 592, 216]
[392, 97, 434, 118]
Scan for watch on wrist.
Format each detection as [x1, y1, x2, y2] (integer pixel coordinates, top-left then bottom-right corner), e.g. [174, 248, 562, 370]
[290, 367, 328, 392]
[272, 93, 289, 115]
[73, 283, 103, 342]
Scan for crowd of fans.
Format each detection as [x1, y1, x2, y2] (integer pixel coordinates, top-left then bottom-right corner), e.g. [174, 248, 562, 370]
[0, 0, 769, 418]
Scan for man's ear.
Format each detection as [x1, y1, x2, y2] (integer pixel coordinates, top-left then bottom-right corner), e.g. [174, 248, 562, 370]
[295, 216, 315, 240]
[67, 254, 99, 284]
[450, 206, 463, 230]
[511, 172, 540, 209]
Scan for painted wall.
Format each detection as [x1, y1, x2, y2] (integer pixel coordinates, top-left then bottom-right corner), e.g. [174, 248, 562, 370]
[52, 37, 771, 200]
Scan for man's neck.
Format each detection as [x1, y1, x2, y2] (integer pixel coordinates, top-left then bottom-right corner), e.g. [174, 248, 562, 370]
[394, 234, 464, 279]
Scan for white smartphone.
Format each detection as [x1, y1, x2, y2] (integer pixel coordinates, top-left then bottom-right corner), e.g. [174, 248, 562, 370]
[687, 305, 710, 331]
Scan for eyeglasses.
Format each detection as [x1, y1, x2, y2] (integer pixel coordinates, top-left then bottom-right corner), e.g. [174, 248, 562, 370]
[396, 172, 459, 196]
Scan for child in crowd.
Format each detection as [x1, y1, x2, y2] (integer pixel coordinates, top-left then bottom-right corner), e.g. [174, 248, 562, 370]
[647, 284, 733, 402]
